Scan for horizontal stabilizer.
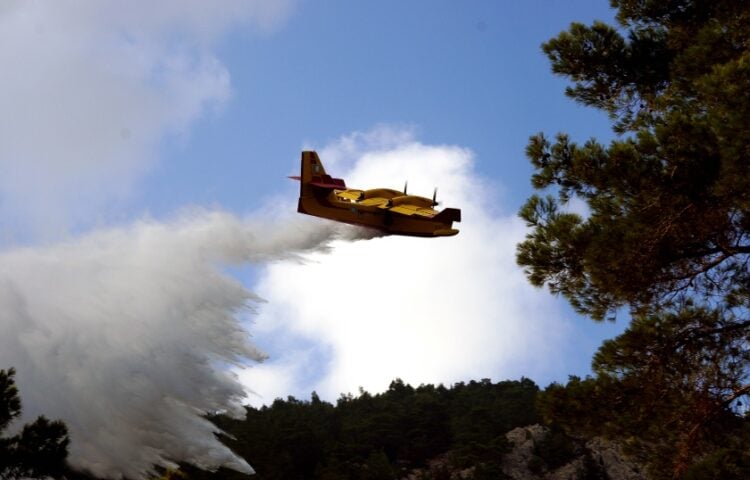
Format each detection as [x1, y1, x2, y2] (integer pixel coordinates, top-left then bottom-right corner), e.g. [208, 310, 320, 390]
[433, 207, 461, 223]
[310, 180, 346, 189]
[309, 174, 346, 190]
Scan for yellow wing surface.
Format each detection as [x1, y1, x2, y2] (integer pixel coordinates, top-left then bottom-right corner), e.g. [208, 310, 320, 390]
[359, 197, 391, 208]
[335, 190, 363, 201]
[334, 189, 438, 217]
[389, 204, 437, 217]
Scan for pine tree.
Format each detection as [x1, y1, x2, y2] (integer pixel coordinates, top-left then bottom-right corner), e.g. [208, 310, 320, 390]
[518, 0, 750, 319]
[518, 1, 750, 477]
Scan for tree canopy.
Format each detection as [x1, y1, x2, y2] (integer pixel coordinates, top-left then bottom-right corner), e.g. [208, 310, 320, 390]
[518, 0, 750, 320]
[0, 368, 69, 479]
[518, 0, 750, 477]
[182, 378, 541, 480]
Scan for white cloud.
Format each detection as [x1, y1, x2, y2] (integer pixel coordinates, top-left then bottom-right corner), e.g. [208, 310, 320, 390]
[0, 0, 295, 239]
[241, 129, 575, 403]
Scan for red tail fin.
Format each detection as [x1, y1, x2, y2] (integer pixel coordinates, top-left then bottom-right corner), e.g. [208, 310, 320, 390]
[299, 151, 345, 197]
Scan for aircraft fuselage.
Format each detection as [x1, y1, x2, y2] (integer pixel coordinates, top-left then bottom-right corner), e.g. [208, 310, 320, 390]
[297, 193, 459, 237]
[293, 151, 461, 237]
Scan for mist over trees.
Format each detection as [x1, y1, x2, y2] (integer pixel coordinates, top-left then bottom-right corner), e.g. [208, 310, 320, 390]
[0, 367, 69, 479]
[517, 0, 750, 477]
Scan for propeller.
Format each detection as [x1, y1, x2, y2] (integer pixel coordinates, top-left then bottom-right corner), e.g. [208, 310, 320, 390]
[432, 187, 439, 206]
[403, 181, 408, 195]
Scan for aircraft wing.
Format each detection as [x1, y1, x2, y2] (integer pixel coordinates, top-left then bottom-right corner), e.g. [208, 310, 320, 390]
[389, 204, 437, 217]
[359, 197, 391, 208]
[335, 190, 363, 201]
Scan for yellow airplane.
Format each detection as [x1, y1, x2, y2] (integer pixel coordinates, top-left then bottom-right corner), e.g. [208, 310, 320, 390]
[290, 151, 461, 237]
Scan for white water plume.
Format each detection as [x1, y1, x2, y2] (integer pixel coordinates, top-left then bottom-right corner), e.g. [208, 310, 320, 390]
[0, 210, 375, 478]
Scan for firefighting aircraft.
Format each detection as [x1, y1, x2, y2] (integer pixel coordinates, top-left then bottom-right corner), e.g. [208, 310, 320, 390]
[289, 151, 461, 237]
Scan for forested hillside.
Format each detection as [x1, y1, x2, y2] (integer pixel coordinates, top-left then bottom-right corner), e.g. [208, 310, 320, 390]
[182, 378, 540, 480]
[179, 376, 748, 479]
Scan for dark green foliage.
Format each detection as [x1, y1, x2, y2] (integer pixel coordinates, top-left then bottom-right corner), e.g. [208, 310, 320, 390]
[530, 428, 578, 472]
[185, 378, 538, 479]
[0, 370, 21, 434]
[518, 0, 750, 478]
[526, 427, 593, 477]
[360, 450, 394, 480]
[0, 368, 70, 480]
[518, 0, 750, 320]
[682, 436, 750, 480]
[536, 308, 750, 477]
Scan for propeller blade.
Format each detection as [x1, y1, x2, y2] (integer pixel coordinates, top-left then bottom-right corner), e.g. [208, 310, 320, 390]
[403, 181, 408, 195]
[432, 187, 438, 206]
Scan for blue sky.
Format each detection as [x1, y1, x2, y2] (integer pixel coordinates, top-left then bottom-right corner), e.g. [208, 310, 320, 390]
[143, 0, 616, 218]
[173, 0, 623, 394]
[0, 1, 630, 475]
